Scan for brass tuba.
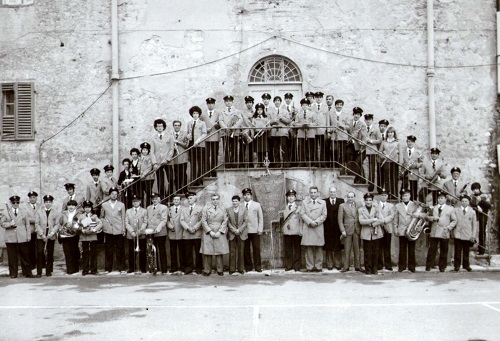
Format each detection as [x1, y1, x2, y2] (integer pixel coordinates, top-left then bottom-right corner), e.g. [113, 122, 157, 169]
[405, 205, 430, 241]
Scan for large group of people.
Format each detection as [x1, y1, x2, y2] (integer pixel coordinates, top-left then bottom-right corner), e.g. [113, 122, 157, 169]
[0, 92, 492, 278]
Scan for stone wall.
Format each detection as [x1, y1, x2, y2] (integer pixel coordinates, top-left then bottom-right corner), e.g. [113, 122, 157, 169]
[0, 0, 498, 251]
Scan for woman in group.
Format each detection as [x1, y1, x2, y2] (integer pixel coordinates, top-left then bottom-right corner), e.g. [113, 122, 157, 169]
[251, 103, 270, 167]
[379, 126, 400, 197]
[138, 142, 154, 207]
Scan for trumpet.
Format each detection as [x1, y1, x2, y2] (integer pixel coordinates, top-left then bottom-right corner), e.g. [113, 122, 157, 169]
[135, 218, 140, 252]
[254, 120, 272, 139]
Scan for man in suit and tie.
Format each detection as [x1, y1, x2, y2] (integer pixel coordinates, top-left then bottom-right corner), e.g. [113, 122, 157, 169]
[34, 195, 59, 277]
[338, 191, 362, 272]
[312, 92, 328, 167]
[86, 168, 103, 217]
[242, 188, 264, 272]
[346, 107, 367, 183]
[323, 186, 344, 270]
[100, 187, 126, 273]
[187, 106, 208, 186]
[334, 99, 349, 171]
[443, 167, 468, 207]
[219, 95, 243, 168]
[377, 188, 395, 271]
[263, 93, 278, 166]
[24, 191, 39, 270]
[200, 97, 221, 177]
[167, 120, 189, 195]
[301, 186, 327, 272]
[227, 195, 248, 275]
[150, 118, 175, 198]
[147, 192, 169, 274]
[394, 189, 422, 272]
[364, 114, 383, 192]
[125, 194, 148, 273]
[62, 183, 85, 212]
[418, 148, 447, 205]
[180, 192, 203, 274]
[399, 135, 423, 200]
[452, 195, 478, 272]
[376, 119, 389, 188]
[424, 191, 457, 272]
[358, 193, 384, 275]
[324, 95, 338, 168]
[282, 189, 302, 271]
[101, 165, 118, 202]
[294, 98, 316, 167]
[167, 194, 186, 274]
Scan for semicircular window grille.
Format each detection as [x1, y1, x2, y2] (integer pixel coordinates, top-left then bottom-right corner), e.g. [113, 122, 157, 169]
[248, 56, 302, 83]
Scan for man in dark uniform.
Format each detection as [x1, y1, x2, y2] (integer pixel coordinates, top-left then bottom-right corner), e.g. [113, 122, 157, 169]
[200, 97, 221, 177]
[323, 186, 344, 270]
[25, 191, 39, 270]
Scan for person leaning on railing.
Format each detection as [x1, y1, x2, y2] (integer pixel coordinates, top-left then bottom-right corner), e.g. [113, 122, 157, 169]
[138, 142, 154, 207]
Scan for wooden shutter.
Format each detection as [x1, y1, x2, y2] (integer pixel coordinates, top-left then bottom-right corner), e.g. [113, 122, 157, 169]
[1, 83, 15, 140]
[16, 82, 34, 140]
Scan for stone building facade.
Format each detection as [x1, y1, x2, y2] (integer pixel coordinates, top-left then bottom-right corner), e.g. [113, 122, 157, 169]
[0, 0, 498, 255]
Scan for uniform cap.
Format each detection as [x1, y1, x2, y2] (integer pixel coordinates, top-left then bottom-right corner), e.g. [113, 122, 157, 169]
[103, 165, 114, 172]
[378, 119, 389, 126]
[450, 167, 461, 174]
[284, 93, 293, 99]
[242, 188, 252, 195]
[378, 188, 388, 195]
[286, 189, 297, 197]
[261, 93, 271, 100]
[353, 107, 364, 115]
[244, 96, 255, 103]
[43, 195, 54, 202]
[64, 183, 75, 190]
[305, 91, 314, 97]
[406, 135, 417, 142]
[459, 194, 471, 202]
[185, 191, 197, 198]
[131, 193, 142, 201]
[314, 91, 324, 97]
[140, 142, 151, 150]
[27, 191, 38, 197]
[400, 188, 411, 196]
[436, 191, 446, 198]
[150, 192, 160, 199]
[82, 200, 94, 208]
[9, 195, 21, 203]
[364, 114, 374, 120]
[300, 98, 310, 105]
[205, 97, 216, 104]
[363, 193, 374, 200]
[430, 148, 441, 154]
[90, 168, 101, 176]
[223, 95, 234, 101]
[108, 187, 119, 195]
[255, 103, 265, 110]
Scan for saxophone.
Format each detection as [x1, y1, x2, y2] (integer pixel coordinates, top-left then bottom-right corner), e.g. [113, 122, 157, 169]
[405, 205, 430, 241]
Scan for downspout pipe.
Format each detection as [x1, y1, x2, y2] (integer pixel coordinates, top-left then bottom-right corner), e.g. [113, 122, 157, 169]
[111, 0, 120, 177]
[497, 0, 500, 94]
[427, 0, 436, 148]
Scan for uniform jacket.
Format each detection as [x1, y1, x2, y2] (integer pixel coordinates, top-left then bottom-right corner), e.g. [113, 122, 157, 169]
[139, 154, 154, 180]
[35, 208, 59, 240]
[100, 177, 117, 201]
[24, 202, 40, 234]
[379, 139, 400, 163]
[200, 109, 222, 142]
[170, 130, 189, 165]
[125, 206, 148, 239]
[399, 146, 423, 181]
[420, 157, 446, 191]
[201, 205, 229, 255]
[77, 212, 103, 242]
[100, 200, 126, 235]
[323, 197, 344, 249]
[62, 193, 85, 212]
[266, 105, 279, 137]
[294, 108, 316, 138]
[243, 200, 264, 234]
[453, 206, 478, 241]
[346, 118, 367, 151]
[338, 201, 361, 236]
[86, 181, 103, 205]
[312, 103, 329, 136]
[187, 119, 208, 148]
[326, 106, 338, 141]
[150, 131, 175, 166]
[219, 108, 242, 137]
[281, 202, 302, 236]
[425, 204, 457, 239]
[358, 205, 384, 241]
[146, 203, 168, 237]
[393, 201, 420, 236]
[377, 201, 395, 234]
[365, 125, 383, 155]
[335, 110, 351, 141]
[167, 205, 184, 240]
[58, 210, 81, 238]
[274, 106, 292, 137]
[227, 206, 248, 241]
[443, 179, 468, 207]
[1, 207, 31, 243]
[180, 204, 203, 239]
[300, 197, 327, 246]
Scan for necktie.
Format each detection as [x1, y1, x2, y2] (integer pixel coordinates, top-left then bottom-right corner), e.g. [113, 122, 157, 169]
[32, 204, 36, 209]
[209, 111, 212, 118]
[317, 104, 320, 110]
[463, 208, 466, 215]
[175, 133, 178, 139]
[408, 149, 412, 157]
[304, 111, 306, 119]
[214, 206, 217, 211]
[190, 206, 193, 215]
[14, 209, 17, 217]
[175, 206, 178, 214]
[95, 182, 98, 187]
[287, 106, 290, 112]
[191, 120, 197, 143]
[235, 211, 239, 226]
[438, 206, 442, 216]
[228, 107, 231, 112]
[288, 204, 292, 210]
[328, 106, 332, 111]
[353, 120, 356, 127]
[153, 205, 156, 210]
[160, 134, 163, 140]
[135, 208, 138, 214]
[432, 161, 436, 170]
[313, 200, 316, 205]
[45, 209, 50, 219]
[367, 126, 370, 133]
[382, 203, 385, 210]
[246, 203, 249, 210]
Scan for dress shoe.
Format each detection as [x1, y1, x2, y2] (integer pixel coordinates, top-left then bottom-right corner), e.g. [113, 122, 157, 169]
[238, 271, 244, 275]
[46, 273, 52, 277]
[425, 267, 430, 271]
[398, 269, 404, 273]
[10, 275, 17, 279]
[327, 267, 333, 271]
[386, 268, 393, 271]
[465, 267, 472, 272]
[439, 268, 445, 273]
[341, 269, 349, 273]
[25, 274, 34, 278]
[90, 272, 97, 275]
[217, 272, 224, 276]
[409, 269, 416, 273]
[202, 271, 210, 276]
[355, 268, 364, 273]
[35, 274, 42, 278]
[453, 268, 459, 272]
[229, 271, 234, 275]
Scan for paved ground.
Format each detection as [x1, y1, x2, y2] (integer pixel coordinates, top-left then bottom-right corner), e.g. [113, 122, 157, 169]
[0, 263, 499, 341]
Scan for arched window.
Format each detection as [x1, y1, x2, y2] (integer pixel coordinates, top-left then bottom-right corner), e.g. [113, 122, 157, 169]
[248, 56, 302, 84]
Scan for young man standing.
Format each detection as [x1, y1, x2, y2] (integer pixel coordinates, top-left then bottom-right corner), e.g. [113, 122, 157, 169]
[377, 188, 395, 271]
[78, 200, 103, 276]
[147, 192, 169, 274]
[282, 190, 302, 271]
[227, 195, 248, 275]
[25, 191, 39, 270]
[86, 168, 103, 216]
[443, 167, 468, 207]
[180, 192, 203, 275]
[399, 135, 422, 200]
[168, 194, 186, 274]
[338, 192, 362, 272]
[301, 186, 327, 272]
[100, 187, 126, 274]
[418, 148, 446, 205]
[453, 195, 478, 272]
[200, 97, 221, 177]
[394, 189, 421, 273]
[62, 183, 85, 212]
[150, 118, 175, 198]
[364, 114, 382, 191]
[101, 165, 117, 202]
[125, 194, 148, 273]
[242, 188, 264, 272]
[358, 193, 384, 275]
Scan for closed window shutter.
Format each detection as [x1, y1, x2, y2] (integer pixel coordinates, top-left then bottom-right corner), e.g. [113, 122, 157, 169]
[1, 83, 15, 140]
[16, 82, 34, 140]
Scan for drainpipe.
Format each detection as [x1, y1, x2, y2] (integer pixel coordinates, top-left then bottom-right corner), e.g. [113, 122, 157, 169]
[111, 0, 120, 176]
[427, 0, 436, 148]
[497, 0, 500, 94]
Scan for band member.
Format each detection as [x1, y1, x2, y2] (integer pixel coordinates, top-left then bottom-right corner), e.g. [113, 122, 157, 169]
[147, 192, 168, 274]
[379, 127, 400, 197]
[334, 99, 349, 170]
[139, 142, 155, 207]
[453, 195, 478, 272]
[305, 91, 314, 105]
[377, 188, 395, 271]
[364, 114, 382, 192]
[242, 188, 264, 272]
[400, 135, 422, 200]
[325, 95, 338, 168]
[376, 119, 389, 191]
[346, 107, 367, 183]
[201, 193, 229, 276]
[425, 191, 457, 272]
[241, 96, 255, 166]
[101, 165, 117, 202]
[78, 200, 103, 275]
[323, 186, 344, 270]
[118, 158, 134, 209]
[25, 191, 39, 270]
[227, 195, 248, 275]
[338, 192, 362, 272]
[62, 182, 84, 212]
[358, 193, 384, 275]
[168, 120, 189, 193]
[270, 95, 286, 168]
[100, 187, 126, 273]
[394, 189, 420, 272]
[201, 97, 221, 177]
[35, 195, 58, 277]
[281, 93, 297, 166]
[262, 93, 277, 166]
[300, 186, 327, 272]
[281, 189, 302, 271]
[470, 182, 491, 255]
[180, 192, 203, 275]
[443, 167, 468, 207]
[1, 195, 33, 278]
[59, 199, 81, 275]
[168, 194, 186, 273]
[418, 148, 446, 205]
[219, 95, 243, 168]
[294, 98, 315, 167]
[150, 118, 175, 198]
[125, 194, 147, 273]
[86, 168, 103, 217]
[187, 106, 208, 186]
[313, 92, 328, 167]
[251, 103, 270, 167]
[129, 148, 142, 206]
